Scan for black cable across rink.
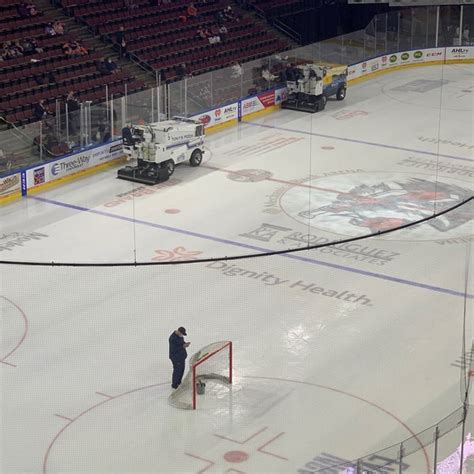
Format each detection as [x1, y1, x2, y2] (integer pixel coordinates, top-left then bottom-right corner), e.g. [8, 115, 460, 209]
[1, 196, 472, 267]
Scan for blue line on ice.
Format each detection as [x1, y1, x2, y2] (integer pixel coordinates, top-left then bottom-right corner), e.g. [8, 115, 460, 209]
[30, 195, 473, 300]
[244, 122, 474, 163]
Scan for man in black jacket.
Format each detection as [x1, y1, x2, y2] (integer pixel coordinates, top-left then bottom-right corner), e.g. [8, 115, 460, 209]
[169, 327, 190, 389]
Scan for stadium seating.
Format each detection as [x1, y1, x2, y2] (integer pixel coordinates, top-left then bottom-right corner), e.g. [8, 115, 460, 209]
[66, 0, 290, 81]
[0, 1, 145, 125]
[1, 0, 290, 126]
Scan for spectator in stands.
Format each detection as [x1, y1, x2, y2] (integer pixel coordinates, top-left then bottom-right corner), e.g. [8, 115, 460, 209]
[104, 57, 118, 74]
[97, 125, 111, 143]
[116, 27, 127, 58]
[187, 3, 198, 18]
[13, 41, 24, 55]
[26, 2, 39, 16]
[218, 24, 228, 39]
[261, 65, 276, 84]
[196, 27, 210, 39]
[175, 63, 188, 80]
[21, 38, 42, 54]
[66, 91, 80, 132]
[231, 61, 242, 77]
[35, 71, 55, 85]
[17, 3, 30, 17]
[96, 58, 109, 74]
[208, 34, 220, 44]
[33, 100, 52, 120]
[215, 10, 225, 23]
[208, 25, 221, 43]
[45, 23, 56, 36]
[53, 20, 65, 35]
[3, 41, 23, 59]
[66, 91, 80, 113]
[124, 0, 138, 11]
[223, 5, 234, 20]
[63, 40, 88, 56]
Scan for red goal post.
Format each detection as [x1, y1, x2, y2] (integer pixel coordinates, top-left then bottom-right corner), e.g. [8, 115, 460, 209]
[169, 340, 233, 410]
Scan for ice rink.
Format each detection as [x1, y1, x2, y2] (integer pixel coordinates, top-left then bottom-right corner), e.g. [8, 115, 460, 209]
[1, 64, 473, 473]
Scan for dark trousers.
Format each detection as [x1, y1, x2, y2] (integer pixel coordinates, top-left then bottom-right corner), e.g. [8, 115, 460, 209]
[171, 360, 185, 388]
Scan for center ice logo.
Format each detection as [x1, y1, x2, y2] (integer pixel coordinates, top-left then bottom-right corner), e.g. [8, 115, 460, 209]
[279, 173, 473, 240]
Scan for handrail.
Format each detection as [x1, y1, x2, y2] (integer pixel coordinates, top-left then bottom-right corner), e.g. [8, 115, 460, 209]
[273, 18, 302, 43]
[0, 116, 35, 145]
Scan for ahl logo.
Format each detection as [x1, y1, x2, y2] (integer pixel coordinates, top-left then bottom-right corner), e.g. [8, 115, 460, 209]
[390, 55, 397, 63]
[401, 53, 409, 61]
[414, 51, 423, 59]
[214, 108, 221, 118]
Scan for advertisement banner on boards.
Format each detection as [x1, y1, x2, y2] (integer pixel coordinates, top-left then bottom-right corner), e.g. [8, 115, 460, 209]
[191, 102, 238, 127]
[241, 90, 276, 117]
[274, 87, 288, 105]
[26, 140, 124, 189]
[0, 172, 21, 200]
[349, 47, 447, 81]
[446, 46, 474, 61]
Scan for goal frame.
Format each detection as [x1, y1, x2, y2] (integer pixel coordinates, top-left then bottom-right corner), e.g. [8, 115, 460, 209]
[191, 340, 232, 410]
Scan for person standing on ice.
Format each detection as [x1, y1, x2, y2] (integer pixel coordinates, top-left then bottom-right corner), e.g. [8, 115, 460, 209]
[169, 327, 190, 389]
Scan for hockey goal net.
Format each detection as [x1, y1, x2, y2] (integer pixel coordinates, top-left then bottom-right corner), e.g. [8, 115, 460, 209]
[168, 340, 232, 410]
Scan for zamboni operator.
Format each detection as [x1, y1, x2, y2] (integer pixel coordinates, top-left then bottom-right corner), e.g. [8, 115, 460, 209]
[169, 327, 190, 389]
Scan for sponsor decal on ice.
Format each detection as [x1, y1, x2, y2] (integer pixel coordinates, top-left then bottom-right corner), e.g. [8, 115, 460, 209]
[103, 178, 182, 207]
[331, 109, 369, 120]
[207, 261, 373, 305]
[241, 222, 400, 267]
[299, 451, 410, 473]
[152, 246, 203, 262]
[0, 231, 49, 252]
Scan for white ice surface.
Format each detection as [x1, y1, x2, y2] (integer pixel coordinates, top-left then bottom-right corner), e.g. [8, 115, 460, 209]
[1, 65, 473, 474]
